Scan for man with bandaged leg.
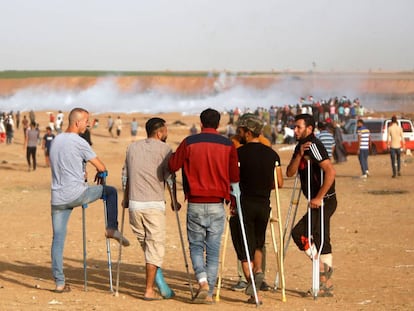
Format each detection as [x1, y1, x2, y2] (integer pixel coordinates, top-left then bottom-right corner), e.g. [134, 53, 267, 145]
[286, 114, 337, 297]
[123, 117, 178, 300]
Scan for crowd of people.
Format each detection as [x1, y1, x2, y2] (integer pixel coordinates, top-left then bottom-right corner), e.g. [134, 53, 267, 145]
[226, 95, 365, 147]
[1, 102, 407, 305]
[33, 106, 339, 305]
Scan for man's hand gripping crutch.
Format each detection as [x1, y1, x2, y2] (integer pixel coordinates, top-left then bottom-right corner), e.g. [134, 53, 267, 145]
[231, 182, 260, 307]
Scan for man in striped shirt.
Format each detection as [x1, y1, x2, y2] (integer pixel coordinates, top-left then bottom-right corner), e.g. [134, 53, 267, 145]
[316, 122, 335, 159]
[357, 119, 371, 178]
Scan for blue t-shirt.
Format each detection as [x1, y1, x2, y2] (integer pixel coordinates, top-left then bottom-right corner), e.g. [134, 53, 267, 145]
[50, 133, 96, 205]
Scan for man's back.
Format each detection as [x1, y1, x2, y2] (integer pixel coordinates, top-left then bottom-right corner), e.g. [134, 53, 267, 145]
[125, 138, 171, 202]
[169, 128, 239, 202]
[388, 123, 403, 149]
[317, 130, 335, 158]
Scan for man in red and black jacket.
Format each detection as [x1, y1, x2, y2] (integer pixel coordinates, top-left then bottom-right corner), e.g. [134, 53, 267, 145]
[169, 108, 239, 304]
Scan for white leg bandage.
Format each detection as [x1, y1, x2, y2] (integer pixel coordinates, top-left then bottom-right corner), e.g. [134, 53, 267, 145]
[320, 253, 333, 268]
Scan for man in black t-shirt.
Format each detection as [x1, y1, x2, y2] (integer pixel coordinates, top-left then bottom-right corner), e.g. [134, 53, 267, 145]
[286, 113, 337, 297]
[229, 114, 283, 304]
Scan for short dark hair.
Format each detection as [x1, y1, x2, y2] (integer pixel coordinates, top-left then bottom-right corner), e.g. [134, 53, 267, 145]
[145, 117, 166, 137]
[200, 108, 220, 129]
[295, 113, 315, 130]
[391, 115, 397, 123]
[357, 119, 364, 125]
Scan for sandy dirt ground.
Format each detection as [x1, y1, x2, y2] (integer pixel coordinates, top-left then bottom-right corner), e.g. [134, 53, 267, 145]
[0, 111, 413, 311]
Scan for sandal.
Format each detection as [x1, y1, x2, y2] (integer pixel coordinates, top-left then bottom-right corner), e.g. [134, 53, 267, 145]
[192, 287, 209, 304]
[318, 263, 334, 297]
[53, 284, 71, 293]
[303, 264, 334, 298]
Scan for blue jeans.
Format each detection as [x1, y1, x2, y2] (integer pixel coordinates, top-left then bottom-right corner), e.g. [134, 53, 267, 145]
[187, 202, 225, 296]
[358, 149, 369, 174]
[390, 148, 401, 176]
[51, 185, 118, 286]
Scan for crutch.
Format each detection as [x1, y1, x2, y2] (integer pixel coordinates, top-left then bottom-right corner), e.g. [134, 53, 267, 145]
[100, 172, 114, 292]
[231, 182, 260, 307]
[166, 176, 195, 299]
[82, 203, 88, 291]
[114, 175, 128, 297]
[274, 173, 301, 289]
[307, 159, 324, 299]
[269, 162, 286, 302]
[282, 173, 301, 255]
[215, 215, 230, 302]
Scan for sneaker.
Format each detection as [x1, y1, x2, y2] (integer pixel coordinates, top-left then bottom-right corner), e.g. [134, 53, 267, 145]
[365, 170, 370, 176]
[106, 229, 130, 247]
[260, 281, 271, 291]
[360, 174, 367, 179]
[231, 280, 248, 292]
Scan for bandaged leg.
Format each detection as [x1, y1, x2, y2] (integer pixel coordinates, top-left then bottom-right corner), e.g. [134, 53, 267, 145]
[155, 267, 175, 298]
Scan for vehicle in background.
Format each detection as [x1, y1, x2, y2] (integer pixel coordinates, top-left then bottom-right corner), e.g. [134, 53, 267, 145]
[341, 118, 414, 154]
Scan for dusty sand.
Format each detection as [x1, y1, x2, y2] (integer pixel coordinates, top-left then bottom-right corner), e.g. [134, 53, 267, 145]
[0, 110, 413, 311]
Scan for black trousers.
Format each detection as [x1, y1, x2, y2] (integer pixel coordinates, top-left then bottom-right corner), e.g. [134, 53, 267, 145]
[292, 195, 337, 254]
[26, 146, 37, 170]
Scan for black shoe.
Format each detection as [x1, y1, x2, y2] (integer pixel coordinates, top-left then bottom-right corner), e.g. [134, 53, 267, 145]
[260, 281, 271, 291]
[392, 175, 396, 178]
[231, 281, 248, 292]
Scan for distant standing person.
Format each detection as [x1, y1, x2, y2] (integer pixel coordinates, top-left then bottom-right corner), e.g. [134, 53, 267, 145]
[55, 111, 64, 134]
[332, 120, 347, 163]
[5, 115, 14, 144]
[169, 108, 240, 304]
[190, 124, 198, 135]
[24, 121, 39, 171]
[130, 117, 138, 141]
[22, 115, 29, 138]
[316, 122, 335, 159]
[49, 107, 129, 293]
[29, 110, 36, 124]
[107, 116, 114, 137]
[357, 119, 371, 178]
[0, 117, 5, 143]
[387, 115, 405, 178]
[42, 126, 55, 167]
[115, 116, 123, 138]
[49, 113, 56, 132]
[16, 111, 20, 129]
